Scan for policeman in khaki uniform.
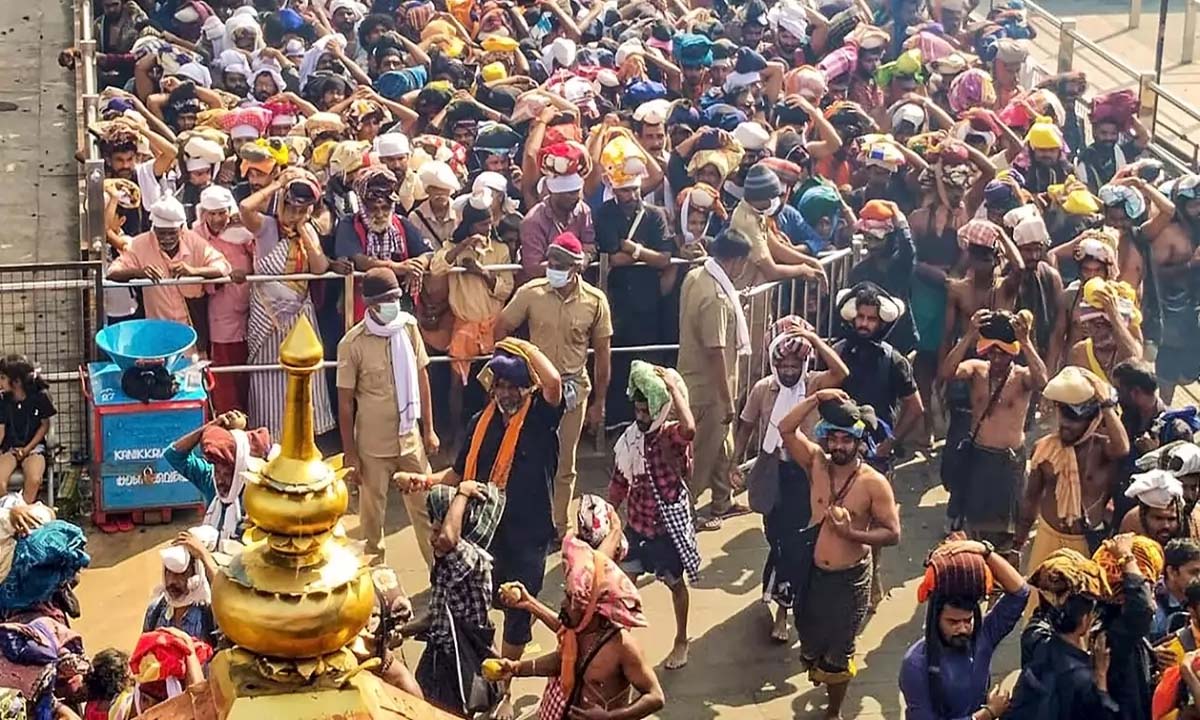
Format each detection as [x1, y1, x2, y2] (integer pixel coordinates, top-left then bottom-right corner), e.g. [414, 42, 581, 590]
[337, 268, 439, 566]
[494, 231, 613, 538]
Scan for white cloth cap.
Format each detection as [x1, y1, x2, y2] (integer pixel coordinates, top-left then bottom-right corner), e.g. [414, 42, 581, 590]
[545, 172, 584, 194]
[150, 197, 188, 228]
[184, 136, 225, 164]
[329, 0, 367, 18]
[417, 160, 461, 192]
[733, 121, 770, 151]
[176, 62, 212, 88]
[374, 133, 410, 158]
[229, 124, 260, 140]
[199, 185, 237, 212]
[217, 49, 251, 78]
[1126, 468, 1184, 509]
[1172, 443, 1200, 475]
[159, 545, 191, 573]
[542, 37, 577, 73]
[768, 0, 808, 39]
[474, 171, 507, 195]
[891, 102, 926, 129]
[633, 99, 672, 125]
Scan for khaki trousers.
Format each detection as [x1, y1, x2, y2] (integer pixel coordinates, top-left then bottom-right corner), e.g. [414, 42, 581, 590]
[358, 430, 434, 568]
[689, 401, 733, 515]
[552, 380, 591, 534]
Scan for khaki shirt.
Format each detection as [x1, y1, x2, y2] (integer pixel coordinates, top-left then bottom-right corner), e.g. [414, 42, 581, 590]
[729, 202, 775, 290]
[429, 239, 514, 323]
[499, 278, 613, 378]
[677, 267, 738, 409]
[335, 319, 430, 458]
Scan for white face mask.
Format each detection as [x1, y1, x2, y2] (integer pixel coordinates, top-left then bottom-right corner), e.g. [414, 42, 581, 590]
[755, 197, 781, 217]
[373, 301, 400, 324]
[546, 268, 572, 288]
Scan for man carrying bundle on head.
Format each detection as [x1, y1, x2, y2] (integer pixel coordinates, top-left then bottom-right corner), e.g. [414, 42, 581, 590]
[608, 360, 699, 671]
[899, 535, 1029, 720]
[777, 390, 901, 719]
[938, 308, 1047, 554]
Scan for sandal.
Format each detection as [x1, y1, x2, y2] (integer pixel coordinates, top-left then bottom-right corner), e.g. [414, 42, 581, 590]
[694, 516, 723, 532]
[716, 502, 752, 519]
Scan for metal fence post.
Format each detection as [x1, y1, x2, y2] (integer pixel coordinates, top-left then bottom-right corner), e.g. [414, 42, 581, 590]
[83, 160, 105, 257]
[342, 271, 355, 333]
[1058, 18, 1078, 73]
[1184, 0, 1198, 64]
[1131, 0, 1143, 29]
[1138, 72, 1160, 138]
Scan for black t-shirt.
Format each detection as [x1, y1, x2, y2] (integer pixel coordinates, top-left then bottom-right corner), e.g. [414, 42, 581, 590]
[595, 201, 673, 342]
[833, 338, 917, 431]
[0, 390, 57, 450]
[453, 395, 564, 549]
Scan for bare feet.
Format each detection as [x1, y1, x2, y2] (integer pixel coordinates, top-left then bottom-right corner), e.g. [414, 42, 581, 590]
[664, 639, 689, 670]
[770, 608, 790, 643]
[490, 696, 515, 720]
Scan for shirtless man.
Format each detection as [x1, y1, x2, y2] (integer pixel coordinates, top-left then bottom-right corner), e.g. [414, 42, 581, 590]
[1097, 175, 1176, 295]
[780, 390, 901, 719]
[938, 309, 1047, 558]
[1147, 176, 1200, 403]
[494, 537, 665, 720]
[1064, 284, 1142, 383]
[1015, 366, 1130, 592]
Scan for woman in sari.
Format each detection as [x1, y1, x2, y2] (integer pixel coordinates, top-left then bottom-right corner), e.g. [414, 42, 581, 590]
[238, 167, 336, 439]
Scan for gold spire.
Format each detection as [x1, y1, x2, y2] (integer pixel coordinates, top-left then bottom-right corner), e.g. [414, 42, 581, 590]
[212, 315, 372, 665]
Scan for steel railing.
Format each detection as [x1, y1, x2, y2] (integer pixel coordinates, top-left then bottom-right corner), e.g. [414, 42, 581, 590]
[1021, 0, 1200, 174]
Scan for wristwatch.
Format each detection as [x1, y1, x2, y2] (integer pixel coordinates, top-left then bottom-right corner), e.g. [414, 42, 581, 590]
[979, 539, 994, 558]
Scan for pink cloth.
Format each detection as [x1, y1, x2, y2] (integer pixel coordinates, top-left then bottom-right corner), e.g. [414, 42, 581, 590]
[562, 536, 647, 630]
[196, 223, 253, 344]
[819, 45, 857, 82]
[108, 229, 231, 326]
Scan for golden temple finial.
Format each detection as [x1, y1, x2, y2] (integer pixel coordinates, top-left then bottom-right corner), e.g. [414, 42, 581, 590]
[145, 314, 457, 719]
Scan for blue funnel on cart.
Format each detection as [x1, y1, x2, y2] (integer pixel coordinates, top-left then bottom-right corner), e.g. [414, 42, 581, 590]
[95, 320, 196, 372]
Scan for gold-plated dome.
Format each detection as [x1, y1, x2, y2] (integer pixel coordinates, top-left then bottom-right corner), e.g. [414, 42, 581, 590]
[212, 316, 375, 660]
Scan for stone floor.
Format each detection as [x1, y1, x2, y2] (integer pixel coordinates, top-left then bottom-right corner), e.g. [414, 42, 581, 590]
[72, 443, 1022, 720]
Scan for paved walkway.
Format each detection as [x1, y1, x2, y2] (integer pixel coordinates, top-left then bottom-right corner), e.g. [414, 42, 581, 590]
[71, 444, 1022, 719]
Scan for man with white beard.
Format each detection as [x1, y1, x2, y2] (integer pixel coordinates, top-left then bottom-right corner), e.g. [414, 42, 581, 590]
[142, 525, 220, 648]
[333, 165, 433, 321]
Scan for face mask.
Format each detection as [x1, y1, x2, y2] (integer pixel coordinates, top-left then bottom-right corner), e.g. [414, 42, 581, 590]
[374, 301, 400, 324]
[546, 268, 572, 288]
[755, 198, 781, 217]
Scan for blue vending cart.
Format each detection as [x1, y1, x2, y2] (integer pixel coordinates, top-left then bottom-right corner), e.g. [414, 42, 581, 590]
[84, 320, 209, 528]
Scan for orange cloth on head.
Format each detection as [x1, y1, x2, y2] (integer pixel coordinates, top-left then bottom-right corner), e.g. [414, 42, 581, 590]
[1092, 534, 1165, 588]
[976, 337, 1020, 356]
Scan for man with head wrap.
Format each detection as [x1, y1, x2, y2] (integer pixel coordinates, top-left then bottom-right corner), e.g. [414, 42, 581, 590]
[607, 362, 698, 670]
[336, 268, 438, 567]
[107, 196, 232, 332]
[1096, 176, 1176, 298]
[1006, 548, 1118, 719]
[490, 536, 665, 720]
[1074, 99, 1151, 192]
[1143, 175, 1200, 403]
[1048, 226, 1127, 370]
[518, 144, 595, 285]
[142, 526, 219, 648]
[1016, 367, 1130, 603]
[595, 155, 674, 426]
[1119, 465, 1190, 548]
[1002, 204, 1065, 363]
[847, 199, 919, 354]
[776, 389, 900, 717]
[333, 165, 433, 321]
[1065, 278, 1143, 383]
[733, 317, 849, 642]
[412, 480, 504, 716]
[494, 232, 614, 539]
[192, 185, 254, 414]
[899, 537, 1029, 720]
[394, 338, 563, 718]
[164, 409, 271, 542]
[937, 308, 1047, 558]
